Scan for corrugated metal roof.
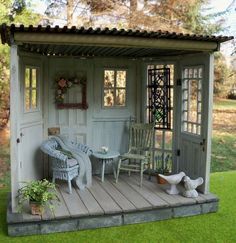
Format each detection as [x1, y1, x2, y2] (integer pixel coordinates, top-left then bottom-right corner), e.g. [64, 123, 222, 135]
[0, 24, 234, 58]
[0, 23, 233, 45]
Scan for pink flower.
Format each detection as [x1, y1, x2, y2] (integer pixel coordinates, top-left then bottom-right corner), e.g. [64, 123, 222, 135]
[58, 78, 67, 88]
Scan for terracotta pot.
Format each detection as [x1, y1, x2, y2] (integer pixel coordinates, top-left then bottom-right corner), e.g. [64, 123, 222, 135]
[156, 174, 169, 184]
[30, 201, 44, 215]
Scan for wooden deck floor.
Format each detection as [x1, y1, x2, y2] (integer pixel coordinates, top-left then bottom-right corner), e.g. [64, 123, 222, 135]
[7, 174, 219, 236]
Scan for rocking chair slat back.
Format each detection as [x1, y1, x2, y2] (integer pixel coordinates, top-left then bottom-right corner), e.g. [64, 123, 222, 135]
[129, 123, 154, 153]
[116, 122, 154, 187]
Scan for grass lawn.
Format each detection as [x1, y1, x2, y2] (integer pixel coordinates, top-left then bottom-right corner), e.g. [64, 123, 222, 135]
[213, 98, 236, 110]
[211, 134, 236, 172]
[0, 171, 235, 242]
[0, 129, 10, 188]
[211, 98, 236, 173]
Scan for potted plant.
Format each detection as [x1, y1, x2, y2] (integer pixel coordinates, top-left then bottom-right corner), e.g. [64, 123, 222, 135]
[17, 179, 60, 215]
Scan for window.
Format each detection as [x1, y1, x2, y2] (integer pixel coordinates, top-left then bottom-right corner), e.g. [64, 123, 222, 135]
[146, 64, 174, 173]
[182, 66, 203, 135]
[147, 67, 171, 130]
[103, 69, 126, 107]
[24, 67, 39, 112]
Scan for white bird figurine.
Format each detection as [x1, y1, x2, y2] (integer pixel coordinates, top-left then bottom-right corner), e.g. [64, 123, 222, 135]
[159, 172, 185, 195]
[183, 176, 204, 198]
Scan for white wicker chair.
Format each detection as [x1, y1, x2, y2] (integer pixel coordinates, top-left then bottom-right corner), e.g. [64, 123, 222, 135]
[41, 138, 92, 193]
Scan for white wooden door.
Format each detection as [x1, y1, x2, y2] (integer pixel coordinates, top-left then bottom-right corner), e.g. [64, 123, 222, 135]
[176, 54, 213, 193]
[19, 57, 44, 182]
[47, 58, 89, 145]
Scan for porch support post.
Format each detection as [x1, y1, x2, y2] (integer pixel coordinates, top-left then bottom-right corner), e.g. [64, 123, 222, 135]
[10, 45, 20, 212]
[202, 53, 214, 193]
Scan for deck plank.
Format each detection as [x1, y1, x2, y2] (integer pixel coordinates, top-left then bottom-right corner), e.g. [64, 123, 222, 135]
[121, 174, 168, 208]
[108, 175, 152, 210]
[75, 187, 104, 216]
[53, 187, 70, 219]
[59, 183, 89, 217]
[94, 176, 136, 212]
[88, 177, 122, 214]
[41, 206, 54, 221]
[159, 183, 199, 205]
[200, 193, 219, 202]
[134, 175, 183, 206]
[176, 184, 206, 203]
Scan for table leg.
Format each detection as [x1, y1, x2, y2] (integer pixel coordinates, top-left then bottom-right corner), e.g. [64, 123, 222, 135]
[101, 159, 105, 182]
[112, 160, 116, 179]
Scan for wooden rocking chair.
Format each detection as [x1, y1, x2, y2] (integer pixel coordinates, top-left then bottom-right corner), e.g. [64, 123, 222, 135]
[116, 123, 154, 187]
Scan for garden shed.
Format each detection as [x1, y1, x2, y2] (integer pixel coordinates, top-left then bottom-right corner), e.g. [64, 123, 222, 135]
[0, 23, 233, 236]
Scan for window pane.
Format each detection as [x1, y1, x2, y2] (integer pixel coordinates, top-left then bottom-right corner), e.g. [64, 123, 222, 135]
[116, 71, 126, 87]
[183, 79, 188, 89]
[32, 69, 37, 88]
[189, 79, 198, 123]
[116, 89, 126, 106]
[193, 68, 198, 78]
[184, 68, 188, 78]
[25, 89, 30, 111]
[155, 130, 162, 149]
[164, 130, 173, 150]
[199, 67, 203, 78]
[104, 70, 114, 88]
[104, 89, 114, 107]
[189, 68, 193, 78]
[31, 89, 37, 109]
[25, 68, 30, 88]
[182, 67, 203, 135]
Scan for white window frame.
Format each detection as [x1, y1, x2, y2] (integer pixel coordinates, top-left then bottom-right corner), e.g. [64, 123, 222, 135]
[181, 65, 203, 136]
[102, 68, 127, 108]
[23, 65, 40, 113]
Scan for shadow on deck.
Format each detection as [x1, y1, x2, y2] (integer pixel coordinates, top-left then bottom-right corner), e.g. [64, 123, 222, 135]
[7, 174, 219, 236]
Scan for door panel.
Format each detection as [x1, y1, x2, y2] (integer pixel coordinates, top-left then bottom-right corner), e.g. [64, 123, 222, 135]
[19, 57, 44, 182]
[20, 123, 43, 181]
[47, 58, 88, 144]
[176, 54, 212, 193]
[179, 65, 205, 179]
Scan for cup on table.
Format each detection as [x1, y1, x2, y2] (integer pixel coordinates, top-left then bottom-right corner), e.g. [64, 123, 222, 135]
[101, 146, 108, 154]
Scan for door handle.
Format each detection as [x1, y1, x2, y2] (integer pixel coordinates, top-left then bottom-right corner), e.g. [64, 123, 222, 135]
[200, 139, 205, 146]
[200, 139, 206, 151]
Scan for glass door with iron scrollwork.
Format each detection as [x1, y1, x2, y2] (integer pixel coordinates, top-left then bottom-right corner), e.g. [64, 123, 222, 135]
[146, 64, 174, 174]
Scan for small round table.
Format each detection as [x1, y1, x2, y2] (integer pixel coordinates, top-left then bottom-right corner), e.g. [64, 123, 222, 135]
[93, 151, 120, 182]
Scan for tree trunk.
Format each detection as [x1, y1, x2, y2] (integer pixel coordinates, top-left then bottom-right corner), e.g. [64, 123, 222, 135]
[67, 0, 74, 27]
[129, 0, 137, 29]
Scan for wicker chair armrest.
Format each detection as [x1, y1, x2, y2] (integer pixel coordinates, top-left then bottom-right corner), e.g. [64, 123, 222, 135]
[71, 141, 93, 156]
[40, 140, 68, 163]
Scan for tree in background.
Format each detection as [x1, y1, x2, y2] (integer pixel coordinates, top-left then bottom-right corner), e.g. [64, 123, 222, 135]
[214, 52, 236, 98]
[0, 0, 40, 127]
[42, 0, 235, 99]
[42, 0, 225, 34]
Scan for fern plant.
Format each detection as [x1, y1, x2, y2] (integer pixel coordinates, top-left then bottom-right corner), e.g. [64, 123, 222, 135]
[17, 179, 60, 213]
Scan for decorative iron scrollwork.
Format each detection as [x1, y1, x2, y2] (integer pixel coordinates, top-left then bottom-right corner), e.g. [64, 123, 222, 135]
[147, 68, 171, 130]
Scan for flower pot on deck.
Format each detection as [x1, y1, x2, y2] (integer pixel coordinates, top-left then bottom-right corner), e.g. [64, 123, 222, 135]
[29, 201, 44, 215]
[156, 174, 170, 184]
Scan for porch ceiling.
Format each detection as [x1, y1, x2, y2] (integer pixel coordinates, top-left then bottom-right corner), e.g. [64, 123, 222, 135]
[19, 43, 200, 58]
